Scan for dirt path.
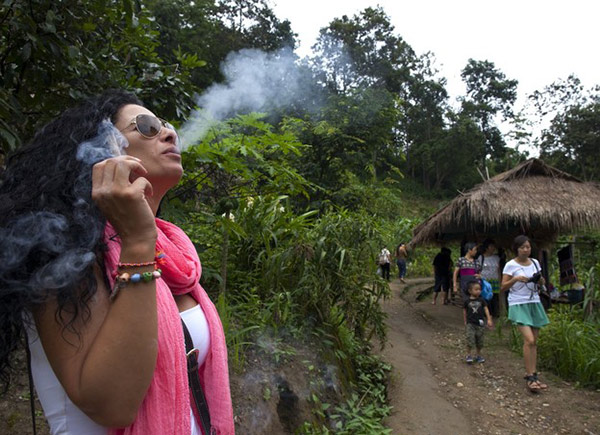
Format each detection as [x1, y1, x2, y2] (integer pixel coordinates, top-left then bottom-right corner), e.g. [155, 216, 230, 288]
[380, 278, 600, 435]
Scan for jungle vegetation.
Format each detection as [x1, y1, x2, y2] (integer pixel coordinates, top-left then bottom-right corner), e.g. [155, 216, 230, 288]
[2, 0, 599, 430]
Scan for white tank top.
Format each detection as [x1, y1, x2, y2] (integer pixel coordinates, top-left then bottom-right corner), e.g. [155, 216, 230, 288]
[25, 303, 210, 435]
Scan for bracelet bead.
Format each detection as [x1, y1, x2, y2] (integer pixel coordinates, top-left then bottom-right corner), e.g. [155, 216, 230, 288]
[110, 268, 162, 301]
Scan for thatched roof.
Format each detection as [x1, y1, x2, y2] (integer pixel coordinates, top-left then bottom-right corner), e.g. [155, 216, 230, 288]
[410, 158, 600, 249]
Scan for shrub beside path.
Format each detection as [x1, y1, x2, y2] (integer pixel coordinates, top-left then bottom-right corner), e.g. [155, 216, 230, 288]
[380, 277, 600, 435]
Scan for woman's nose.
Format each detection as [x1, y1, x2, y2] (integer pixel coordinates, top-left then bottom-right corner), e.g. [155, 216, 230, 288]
[161, 127, 180, 148]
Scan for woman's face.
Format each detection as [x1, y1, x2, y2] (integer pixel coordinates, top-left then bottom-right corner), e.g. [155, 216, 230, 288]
[468, 246, 478, 256]
[517, 241, 531, 258]
[485, 244, 496, 255]
[115, 104, 183, 190]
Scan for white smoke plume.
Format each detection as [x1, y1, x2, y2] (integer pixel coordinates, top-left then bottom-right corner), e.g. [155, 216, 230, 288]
[179, 48, 320, 150]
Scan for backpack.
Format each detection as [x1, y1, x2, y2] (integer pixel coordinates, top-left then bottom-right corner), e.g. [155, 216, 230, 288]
[378, 253, 388, 265]
[480, 278, 493, 301]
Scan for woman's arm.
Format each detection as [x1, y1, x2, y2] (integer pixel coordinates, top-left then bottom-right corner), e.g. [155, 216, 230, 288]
[34, 259, 157, 427]
[34, 156, 160, 427]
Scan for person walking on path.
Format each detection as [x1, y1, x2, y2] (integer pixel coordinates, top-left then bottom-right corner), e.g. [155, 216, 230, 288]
[501, 235, 550, 393]
[480, 239, 502, 317]
[432, 247, 452, 305]
[463, 279, 493, 364]
[453, 242, 481, 302]
[395, 243, 408, 282]
[379, 247, 391, 281]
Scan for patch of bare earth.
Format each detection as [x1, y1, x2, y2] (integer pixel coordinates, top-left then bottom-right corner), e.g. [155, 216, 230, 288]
[381, 277, 600, 435]
[0, 350, 50, 435]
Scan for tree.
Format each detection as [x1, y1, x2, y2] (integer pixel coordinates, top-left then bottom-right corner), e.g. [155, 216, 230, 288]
[539, 102, 600, 180]
[306, 6, 450, 193]
[401, 53, 449, 185]
[0, 0, 201, 155]
[310, 6, 417, 96]
[529, 75, 600, 180]
[147, 0, 296, 92]
[459, 59, 518, 163]
[168, 113, 310, 294]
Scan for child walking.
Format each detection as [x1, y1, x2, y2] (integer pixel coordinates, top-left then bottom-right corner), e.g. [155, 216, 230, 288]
[463, 279, 493, 363]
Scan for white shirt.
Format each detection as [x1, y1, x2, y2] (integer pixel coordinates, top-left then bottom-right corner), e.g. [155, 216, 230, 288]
[503, 258, 542, 305]
[481, 254, 500, 281]
[25, 304, 210, 435]
[380, 248, 391, 264]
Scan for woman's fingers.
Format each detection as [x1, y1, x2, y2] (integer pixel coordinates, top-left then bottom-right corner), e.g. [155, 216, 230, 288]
[92, 156, 144, 188]
[131, 176, 154, 200]
[91, 156, 156, 240]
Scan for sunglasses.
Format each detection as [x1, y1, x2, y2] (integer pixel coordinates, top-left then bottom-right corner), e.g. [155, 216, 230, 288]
[121, 114, 181, 147]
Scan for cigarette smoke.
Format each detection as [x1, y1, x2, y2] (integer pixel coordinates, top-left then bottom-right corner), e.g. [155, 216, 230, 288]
[179, 47, 321, 150]
[76, 119, 129, 163]
[0, 121, 126, 297]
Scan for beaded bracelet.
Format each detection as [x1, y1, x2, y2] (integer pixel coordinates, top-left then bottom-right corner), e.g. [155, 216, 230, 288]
[110, 269, 162, 301]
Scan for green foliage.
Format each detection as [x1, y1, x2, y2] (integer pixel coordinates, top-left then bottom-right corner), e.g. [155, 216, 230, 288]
[147, 0, 296, 91]
[459, 58, 519, 167]
[540, 102, 600, 181]
[405, 246, 439, 278]
[537, 307, 600, 388]
[529, 75, 600, 181]
[508, 307, 600, 389]
[177, 113, 310, 201]
[312, 6, 416, 96]
[584, 265, 600, 321]
[0, 0, 201, 154]
[162, 113, 399, 432]
[299, 340, 392, 434]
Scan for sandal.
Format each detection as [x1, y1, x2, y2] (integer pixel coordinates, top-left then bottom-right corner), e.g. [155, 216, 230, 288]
[533, 373, 548, 389]
[524, 374, 542, 393]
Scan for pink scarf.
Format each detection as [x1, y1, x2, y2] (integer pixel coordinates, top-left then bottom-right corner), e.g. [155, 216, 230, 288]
[103, 219, 234, 435]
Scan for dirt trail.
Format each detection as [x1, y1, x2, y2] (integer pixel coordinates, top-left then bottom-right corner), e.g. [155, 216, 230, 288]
[380, 278, 600, 435]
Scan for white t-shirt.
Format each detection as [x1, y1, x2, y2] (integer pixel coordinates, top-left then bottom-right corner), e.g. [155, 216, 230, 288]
[502, 258, 542, 305]
[26, 304, 210, 435]
[480, 254, 500, 281]
[380, 248, 391, 264]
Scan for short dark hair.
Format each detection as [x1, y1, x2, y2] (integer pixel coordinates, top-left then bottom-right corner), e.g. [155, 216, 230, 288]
[464, 242, 477, 252]
[466, 279, 481, 293]
[512, 235, 531, 254]
[482, 238, 496, 250]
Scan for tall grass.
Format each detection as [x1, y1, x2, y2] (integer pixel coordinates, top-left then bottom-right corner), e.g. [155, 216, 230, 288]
[509, 306, 600, 388]
[537, 307, 600, 388]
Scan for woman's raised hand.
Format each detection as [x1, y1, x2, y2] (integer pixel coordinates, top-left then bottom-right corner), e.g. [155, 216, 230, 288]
[91, 156, 157, 246]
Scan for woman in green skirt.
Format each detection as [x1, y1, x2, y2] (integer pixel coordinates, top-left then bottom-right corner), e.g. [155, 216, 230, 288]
[501, 235, 550, 393]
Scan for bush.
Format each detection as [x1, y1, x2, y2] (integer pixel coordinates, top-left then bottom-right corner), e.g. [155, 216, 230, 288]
[537, 307, 600, 388]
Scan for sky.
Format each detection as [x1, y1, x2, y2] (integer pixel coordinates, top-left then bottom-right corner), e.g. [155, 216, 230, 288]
[272, 0, 600, 109]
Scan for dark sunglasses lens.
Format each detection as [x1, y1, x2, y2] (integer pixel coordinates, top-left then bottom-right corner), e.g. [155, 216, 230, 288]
[136, 114, 162, 137]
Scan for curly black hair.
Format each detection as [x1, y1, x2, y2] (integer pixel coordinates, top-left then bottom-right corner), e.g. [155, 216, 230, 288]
[0, 89, 144, 388]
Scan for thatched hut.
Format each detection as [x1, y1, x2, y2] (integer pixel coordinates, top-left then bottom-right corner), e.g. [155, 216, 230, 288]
[410, 158, 600, 249]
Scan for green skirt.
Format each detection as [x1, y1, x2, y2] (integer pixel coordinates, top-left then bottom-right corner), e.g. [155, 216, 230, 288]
[508, 302, 550, 328]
